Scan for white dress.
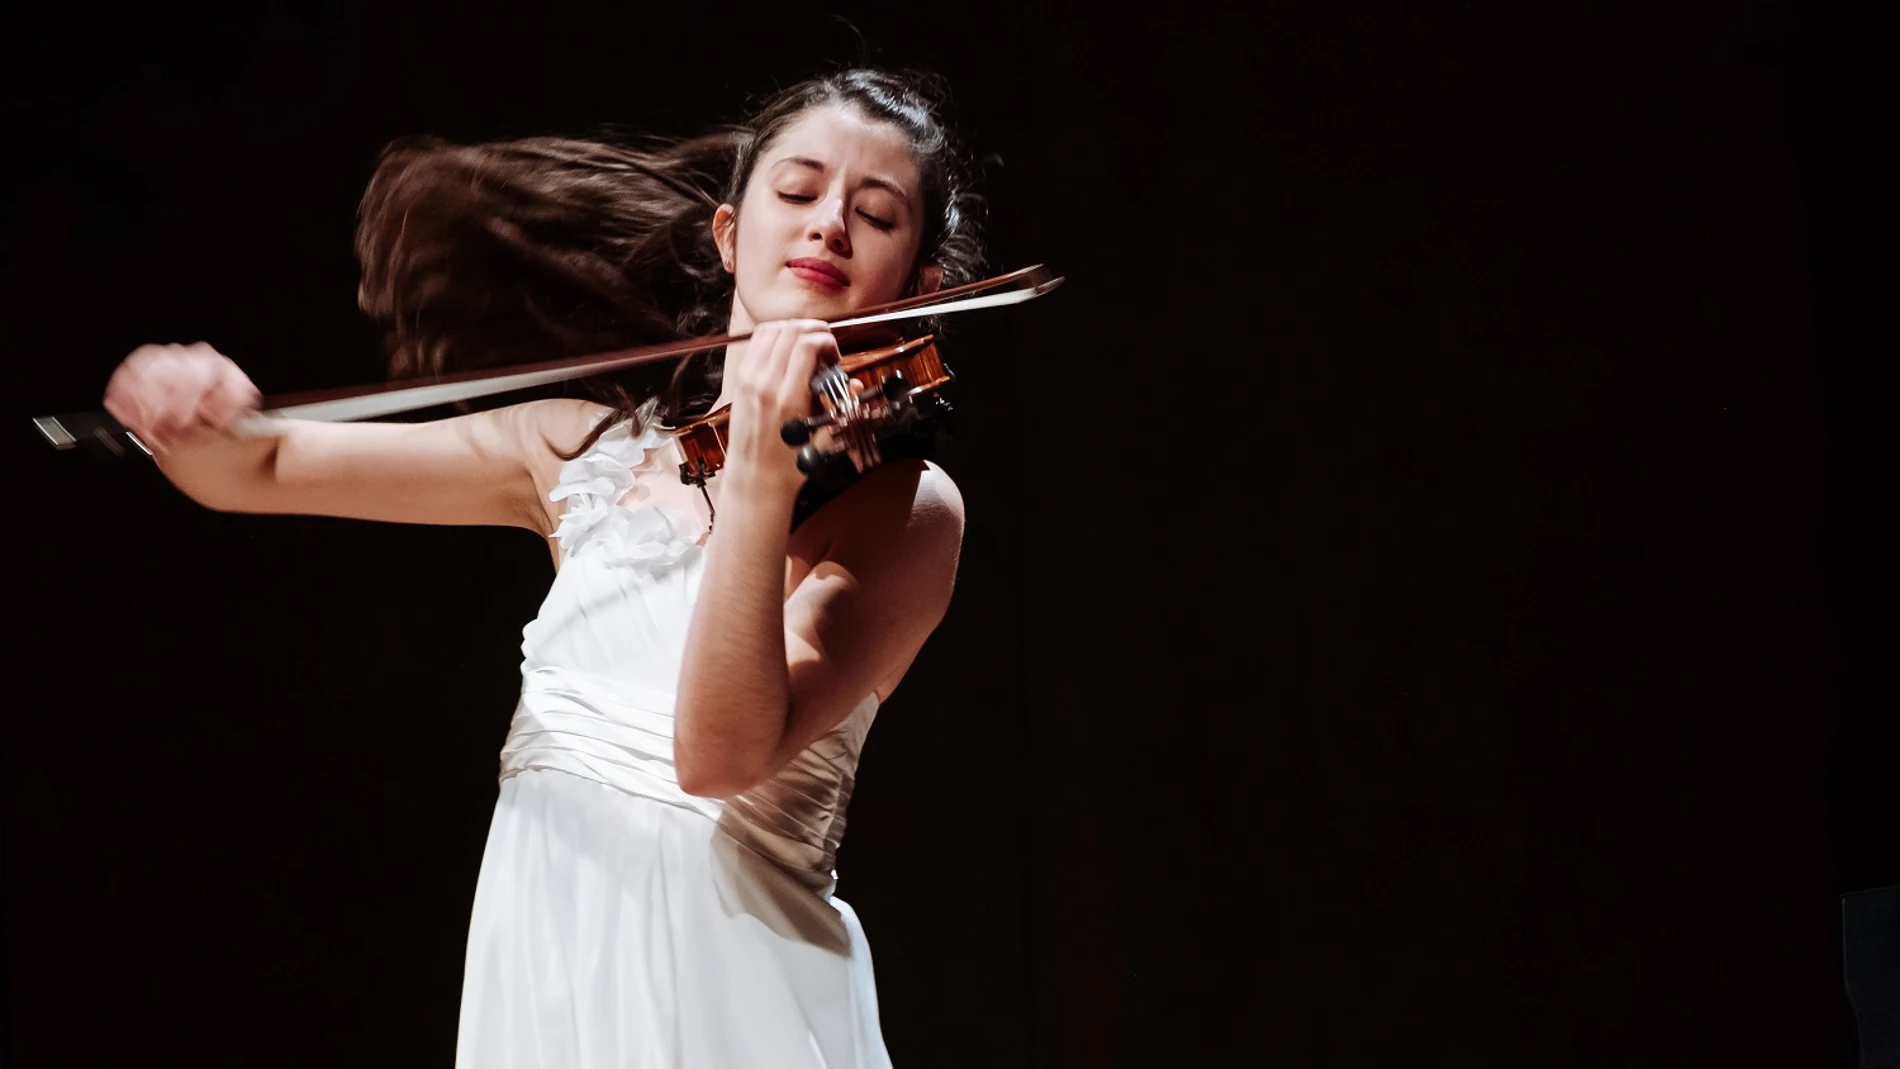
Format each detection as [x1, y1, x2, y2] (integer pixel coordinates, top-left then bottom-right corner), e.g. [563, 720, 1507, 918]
[454, 413, 892, 1068]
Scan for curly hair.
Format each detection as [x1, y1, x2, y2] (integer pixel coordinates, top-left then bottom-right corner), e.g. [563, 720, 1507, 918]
[353, 67, 990, 457]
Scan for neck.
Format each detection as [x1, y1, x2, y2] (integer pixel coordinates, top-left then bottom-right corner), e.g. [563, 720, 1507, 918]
[709, 302, 756, 412]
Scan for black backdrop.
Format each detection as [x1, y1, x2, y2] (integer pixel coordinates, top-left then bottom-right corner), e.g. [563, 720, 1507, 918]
[3, 1, 1886, 1066]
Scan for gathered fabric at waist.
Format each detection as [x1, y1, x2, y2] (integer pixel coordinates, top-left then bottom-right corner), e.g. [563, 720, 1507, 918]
[500, 664, 723, 824]
[500, 664, 873, 895]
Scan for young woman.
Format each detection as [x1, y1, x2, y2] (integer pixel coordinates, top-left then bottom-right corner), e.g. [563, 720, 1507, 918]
[101, 67, 987, 1068]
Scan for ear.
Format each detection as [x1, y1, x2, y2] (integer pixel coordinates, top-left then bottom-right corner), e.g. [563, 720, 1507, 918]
[914, 264, 943, 296]
[712, 204, 738, 273]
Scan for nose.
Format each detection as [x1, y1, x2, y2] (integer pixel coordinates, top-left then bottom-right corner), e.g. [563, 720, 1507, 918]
[808, 197, 851, 257]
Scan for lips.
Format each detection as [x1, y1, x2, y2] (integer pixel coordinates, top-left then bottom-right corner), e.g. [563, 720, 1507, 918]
[786, 258, 850, 288]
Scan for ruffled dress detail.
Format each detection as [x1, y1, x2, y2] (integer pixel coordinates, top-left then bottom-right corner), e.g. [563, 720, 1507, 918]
[546, 417, 704, 577]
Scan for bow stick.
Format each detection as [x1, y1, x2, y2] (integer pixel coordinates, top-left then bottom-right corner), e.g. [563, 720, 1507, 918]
[31, 264, 1063, 454]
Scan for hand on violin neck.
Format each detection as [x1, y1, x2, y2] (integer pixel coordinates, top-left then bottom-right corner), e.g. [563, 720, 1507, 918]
[719, 319, 836, 500]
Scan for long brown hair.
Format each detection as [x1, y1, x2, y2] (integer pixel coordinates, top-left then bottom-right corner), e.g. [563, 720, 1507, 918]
[353, 67, 989, 458]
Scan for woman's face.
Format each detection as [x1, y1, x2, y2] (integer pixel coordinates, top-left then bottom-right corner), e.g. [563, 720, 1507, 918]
[715, 104, 935, 330]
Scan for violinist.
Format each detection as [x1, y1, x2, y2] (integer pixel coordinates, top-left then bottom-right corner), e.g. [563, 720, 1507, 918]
[100, 67, 987, 1068]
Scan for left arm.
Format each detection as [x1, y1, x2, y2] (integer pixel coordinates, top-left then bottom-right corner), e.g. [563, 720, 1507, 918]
[673, 460, 962, 798]
[672, 322, 964, 798]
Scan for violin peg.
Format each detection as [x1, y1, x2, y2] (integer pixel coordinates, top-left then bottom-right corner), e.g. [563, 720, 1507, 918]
[796, 444, 830, 477]
[780, 417, 812, 447]
[880, 372, 910, 402]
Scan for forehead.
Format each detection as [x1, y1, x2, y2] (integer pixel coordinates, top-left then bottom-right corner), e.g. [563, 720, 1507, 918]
[761, 105, 920, 185]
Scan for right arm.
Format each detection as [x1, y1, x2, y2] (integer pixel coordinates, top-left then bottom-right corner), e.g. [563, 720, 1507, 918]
[106, 342, 605, 532]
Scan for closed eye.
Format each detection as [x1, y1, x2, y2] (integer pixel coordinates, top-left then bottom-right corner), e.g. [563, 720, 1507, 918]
[777, 192, 896, 232]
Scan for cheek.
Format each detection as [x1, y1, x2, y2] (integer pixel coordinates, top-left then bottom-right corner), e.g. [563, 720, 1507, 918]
[864, 247, 922, 301]
[728, 195, 783, 263]
[735, 218, 775, 267]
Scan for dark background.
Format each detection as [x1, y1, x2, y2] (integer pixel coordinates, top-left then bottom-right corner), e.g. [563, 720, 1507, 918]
[3, 0, 1886, 1066]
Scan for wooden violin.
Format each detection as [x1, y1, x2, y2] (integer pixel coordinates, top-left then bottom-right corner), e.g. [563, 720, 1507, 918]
[671, 331, 954, 490]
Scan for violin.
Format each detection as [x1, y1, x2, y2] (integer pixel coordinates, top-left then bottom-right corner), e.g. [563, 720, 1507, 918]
[31, 266, 1062, 482]
[671, 331, 954, 489]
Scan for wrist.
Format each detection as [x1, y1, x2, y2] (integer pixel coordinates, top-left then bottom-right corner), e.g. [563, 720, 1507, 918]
[718, 460, 804, 511]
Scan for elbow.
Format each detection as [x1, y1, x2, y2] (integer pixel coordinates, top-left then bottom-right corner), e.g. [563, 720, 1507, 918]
[675, 771, 739, 800]
[180, 487, 247, 513]
[177, 486, 268, 515]
[674, 750, 768, 800]
[164, 479, 244, 514]
[671, 693, 786, 799]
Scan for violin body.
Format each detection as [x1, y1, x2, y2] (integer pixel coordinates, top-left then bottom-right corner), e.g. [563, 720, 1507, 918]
[669, 333, 954, 488]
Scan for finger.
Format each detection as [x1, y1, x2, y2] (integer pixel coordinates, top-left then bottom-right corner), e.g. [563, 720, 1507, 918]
[153, 353, 206, 439]
[784, 331, 836, 407]
[761, 321, 803, 400]
[806, 326, 839, 368]
[126, 361, 171, 439]
[738, 321, 783, 390]
[224, 383, 262, 428]
[183, 347, 239, 423]
[205, 375, 257, 430]
[108, 346, 171, 436]
[196, 393, 236, 433]
[103, 359, 141, 428]
[102, 393, 135, 435]
[188, 353, 233, 427]
[786, 320, 832, 369]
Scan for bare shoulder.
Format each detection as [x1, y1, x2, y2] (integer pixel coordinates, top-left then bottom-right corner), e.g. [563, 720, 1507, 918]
[818, 459, 966, 563]
[907, 460, 966, 539]
[512, 397, 617, 451]
[509, 398, 617, 532]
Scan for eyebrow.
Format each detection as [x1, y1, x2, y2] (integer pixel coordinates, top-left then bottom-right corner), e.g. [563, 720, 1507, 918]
[771, 156, 913, 206]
